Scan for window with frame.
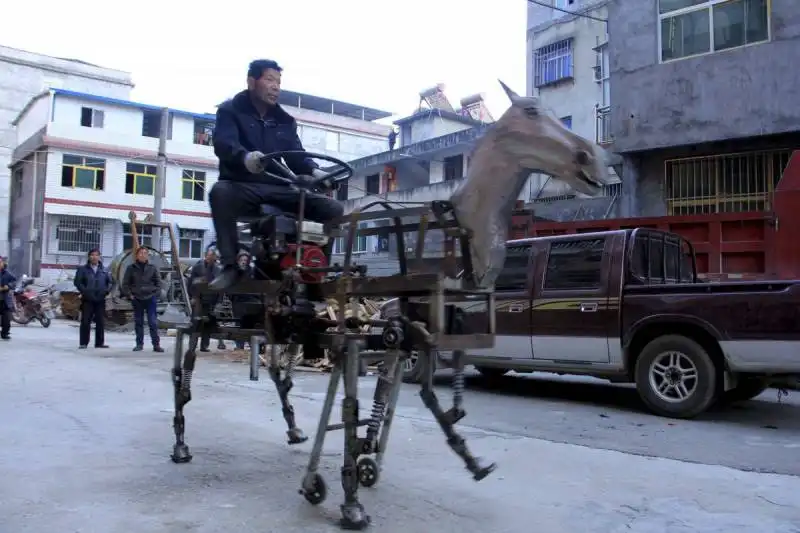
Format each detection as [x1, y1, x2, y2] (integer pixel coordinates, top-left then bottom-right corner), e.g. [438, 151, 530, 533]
[560, 116, 573, 129]
[80, 107, 104, 128]
[533, 39, 573, 87]
[543, 238, 605, 290]
[333, 222, 369, 254]
[659, 0, 769, 62]
[55, 216, 102, 253]
[61, 154, 106, 191]
[142, 109, 173, 139]
[125, 162, 157, 195]
[193, 119, 214, 146]
[495, 244, 533, 291]
[122, 223, 153, 251]
[13, 168, 23, 198]
[365, 174, 380, 195]
[181, 170, 206, 201]
[179, 229, 205, 259]
[444, 154, 464, 181]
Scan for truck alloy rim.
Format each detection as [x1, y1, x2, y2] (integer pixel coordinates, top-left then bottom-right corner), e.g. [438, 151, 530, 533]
[648, 351, 699, 403]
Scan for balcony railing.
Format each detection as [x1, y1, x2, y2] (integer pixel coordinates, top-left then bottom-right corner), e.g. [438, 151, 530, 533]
[596, 105, 611, 145]
[193, 131, 213, 146]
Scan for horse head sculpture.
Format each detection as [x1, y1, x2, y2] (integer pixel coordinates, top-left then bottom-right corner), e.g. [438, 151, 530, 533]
[450, 80, 614, 288]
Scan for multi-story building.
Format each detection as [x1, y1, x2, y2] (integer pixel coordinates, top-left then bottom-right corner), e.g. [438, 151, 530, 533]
[9, 88, 392, 282]
[0, 45, 134, 258]
[526, 0, 611, 148]
[609, 0, 800, 217]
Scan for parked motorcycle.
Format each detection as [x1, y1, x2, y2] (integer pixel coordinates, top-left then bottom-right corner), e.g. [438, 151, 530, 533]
[11, 275, 54, 328]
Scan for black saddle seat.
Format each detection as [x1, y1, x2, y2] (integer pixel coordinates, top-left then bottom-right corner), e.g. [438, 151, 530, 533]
[240, 204, 298, 237]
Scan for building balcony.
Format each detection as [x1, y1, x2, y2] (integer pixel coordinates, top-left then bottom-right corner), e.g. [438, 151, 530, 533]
[596, 105, 612, 146]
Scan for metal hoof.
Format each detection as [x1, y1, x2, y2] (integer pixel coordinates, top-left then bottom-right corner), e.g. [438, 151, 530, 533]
[170, 444, 193, 464]
[339, 503, 371, 530]
[287, 428, 309, 445]
[356, 457, 379, 488]
[300, 473, 327, 505]
[472, 460, 497, 481]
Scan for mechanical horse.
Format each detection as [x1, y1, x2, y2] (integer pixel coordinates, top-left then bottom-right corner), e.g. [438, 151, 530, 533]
[169, 81, 612, 529]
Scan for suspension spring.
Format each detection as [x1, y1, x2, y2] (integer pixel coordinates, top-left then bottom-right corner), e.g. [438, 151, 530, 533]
[181, 369, 193, 392]
[367, 399, 386, 434]
[452, 368, 465, 409]
[285, 348, 299, 380]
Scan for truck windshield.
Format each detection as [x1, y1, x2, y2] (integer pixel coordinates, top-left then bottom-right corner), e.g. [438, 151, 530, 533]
[629, 231, 695, 284]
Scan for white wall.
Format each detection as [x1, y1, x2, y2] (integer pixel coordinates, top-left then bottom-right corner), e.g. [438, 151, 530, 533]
[408, 117, 471, 144]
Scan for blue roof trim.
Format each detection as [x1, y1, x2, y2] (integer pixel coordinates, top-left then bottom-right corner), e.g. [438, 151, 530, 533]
[349, 123, 493, 171]
[51, 88, 216, 121]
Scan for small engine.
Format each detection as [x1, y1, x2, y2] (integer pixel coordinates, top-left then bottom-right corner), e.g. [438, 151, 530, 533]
[279, 244, 328, 283]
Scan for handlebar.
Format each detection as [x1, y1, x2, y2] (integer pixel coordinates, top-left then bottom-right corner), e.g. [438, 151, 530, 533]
[258, 150, 354, 191]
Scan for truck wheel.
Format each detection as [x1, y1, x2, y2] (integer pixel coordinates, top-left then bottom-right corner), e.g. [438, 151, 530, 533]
[634, 334, 717, 419]
[719, 378, 769, 405]
[475, 366, 509, 379]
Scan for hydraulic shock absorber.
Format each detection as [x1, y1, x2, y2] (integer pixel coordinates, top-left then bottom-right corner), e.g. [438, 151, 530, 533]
[452, 351, 465, 411]
[365, 320, 404, 442]
[181, 369, 193, 393]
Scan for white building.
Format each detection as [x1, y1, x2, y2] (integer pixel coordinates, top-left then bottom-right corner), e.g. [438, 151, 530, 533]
[9, 88, 393, 282]
[0, 45, 134, 258]
[526, 0, 612, 149]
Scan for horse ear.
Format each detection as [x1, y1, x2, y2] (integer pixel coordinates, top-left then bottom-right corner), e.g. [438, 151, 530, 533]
[498, 79, 522, 104]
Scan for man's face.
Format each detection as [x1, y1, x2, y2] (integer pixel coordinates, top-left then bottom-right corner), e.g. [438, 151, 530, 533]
[205, 250, 217, 263]
[237, 255, 250, 268]
[248, 68, 281, 106]
[0, 259, 5, 270]
[89, 251, 100, 265]
[136, 248, 149, 263]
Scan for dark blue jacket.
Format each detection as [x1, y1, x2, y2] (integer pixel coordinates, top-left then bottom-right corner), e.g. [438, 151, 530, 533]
[213, 90, 319, 185]
[0, 267, 17, 308]
[74, 262, 112, 303]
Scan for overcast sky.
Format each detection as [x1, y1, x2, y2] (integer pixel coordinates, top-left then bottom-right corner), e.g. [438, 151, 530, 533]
[3, 0, 527, 121]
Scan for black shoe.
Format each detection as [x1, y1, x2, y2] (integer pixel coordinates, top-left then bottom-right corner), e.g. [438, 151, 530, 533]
[1, 335, 9, 340]
[133, 345, 143, 352]
[200, 347, 210, 352]
[79, 345, 88, 349]
[209, 267, 241, 291]
[153, 345, 165, 353]
[96, 345, 109, 349]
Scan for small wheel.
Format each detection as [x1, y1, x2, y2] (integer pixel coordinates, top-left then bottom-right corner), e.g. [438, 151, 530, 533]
[357, 457, 380, 488]
[302, 473, 327, 505]
[39, 316, 52, 328]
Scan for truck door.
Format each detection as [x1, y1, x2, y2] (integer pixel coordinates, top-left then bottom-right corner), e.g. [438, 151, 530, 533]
[468, 243, 534, 360]
[531, 236, 611, 363]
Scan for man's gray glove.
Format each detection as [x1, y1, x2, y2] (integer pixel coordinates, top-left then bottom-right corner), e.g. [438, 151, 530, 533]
[243, 151, 266, 174]
[310, 168, 338, 190]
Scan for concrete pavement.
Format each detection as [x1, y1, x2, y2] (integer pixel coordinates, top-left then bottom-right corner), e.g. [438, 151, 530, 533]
[1, 321, 799, 533]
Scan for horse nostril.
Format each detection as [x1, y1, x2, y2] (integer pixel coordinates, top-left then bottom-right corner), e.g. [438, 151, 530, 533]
[576, 150, 591, 165]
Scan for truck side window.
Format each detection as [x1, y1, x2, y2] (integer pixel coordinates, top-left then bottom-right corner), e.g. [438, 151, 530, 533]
[543, 238, 604, 290]
[495, 244, 532, 290]
[649, 237, 664, 280]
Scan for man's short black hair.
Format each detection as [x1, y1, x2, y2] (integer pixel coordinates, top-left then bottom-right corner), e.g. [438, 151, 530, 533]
[87, 248, 100, 256]
[248, 59, 282, 80]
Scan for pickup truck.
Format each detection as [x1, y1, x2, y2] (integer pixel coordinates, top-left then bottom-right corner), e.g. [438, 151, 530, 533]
[382, 228, 800, 419]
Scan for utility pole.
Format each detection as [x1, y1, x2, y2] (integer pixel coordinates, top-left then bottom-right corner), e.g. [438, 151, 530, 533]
[153, 107, 170, 250]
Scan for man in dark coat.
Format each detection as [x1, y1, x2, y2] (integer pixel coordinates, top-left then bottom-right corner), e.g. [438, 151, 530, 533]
[121, 247, 164, 352]
[189, 247, 223, 352]
[73, 248, 111, 349]
[0, 256, 17, 340]
[208, 58, 344, 290]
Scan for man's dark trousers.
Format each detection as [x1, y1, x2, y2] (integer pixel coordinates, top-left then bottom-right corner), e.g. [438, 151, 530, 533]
[209, 180, 343, 266]
[0, 301, 10, 338]
[132, 296, 160, 347]
[79, 299, 106, 347]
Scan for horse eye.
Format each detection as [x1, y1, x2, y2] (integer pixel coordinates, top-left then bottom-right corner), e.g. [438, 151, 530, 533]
[524, 107, 539, 117]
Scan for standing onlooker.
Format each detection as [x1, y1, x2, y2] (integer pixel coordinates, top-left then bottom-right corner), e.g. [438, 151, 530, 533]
[74, 248, 111, 349]
[233, 251, 253, 350]
[0, 256, 17, 340]
[121, 247, 164, 352]
[189, 248, 222, 352]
